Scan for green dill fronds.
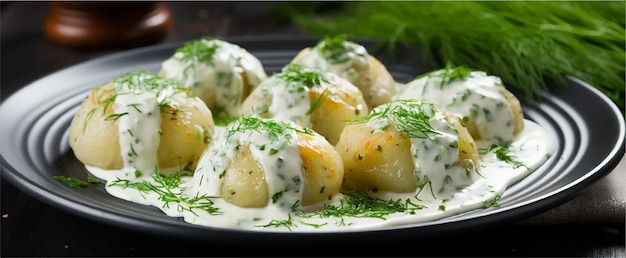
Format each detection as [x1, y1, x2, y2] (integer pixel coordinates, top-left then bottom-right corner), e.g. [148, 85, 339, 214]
[174, 37, 221, 65]
[480, 144, 527, 169]
[276, 64, 329, 88]
[349, 99, 441, 139]
[53, 175, 99, 188]
[285, 2, 625, 111]
[109, 170, 221, 215]
[307, 88, 330, 115]
[225, 115, 314, 142]
[304, 189, 425, 220]
[315, 34, 352, 64]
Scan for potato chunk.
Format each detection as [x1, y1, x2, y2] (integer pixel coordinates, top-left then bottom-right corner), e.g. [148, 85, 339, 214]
[192, 116, 344, 208]
[240, 64, 368, 145]
[291, 36, 397, 108]
[335, 100, 480, 195]
[336, 123, 416, 193]
[69, 72, 214, 175]
[159, 37, 267, 118]
[396, 65, 524, 145]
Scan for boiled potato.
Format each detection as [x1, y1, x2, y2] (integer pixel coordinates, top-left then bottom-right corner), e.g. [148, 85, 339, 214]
[396, 66, 524, 145]
[240, 64, 368, 145]
[159, 37, 267, 118]
[336, 123, 416, 193]
[69, 72, 214, 174]
[335, 100, 480, 194]
[193, 116, 343, 208]
[291, 36, 397, 108]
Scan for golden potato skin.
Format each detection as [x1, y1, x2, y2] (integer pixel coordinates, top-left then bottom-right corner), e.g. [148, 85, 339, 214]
[220, 144, 269, 208]
[69, 83, 122, 169]
[335, 123, 417, 193]
[292, 48, 397, 109]
[503, 89, 524, 136]
[69, 81, 214, 172]
[213, 120, 344, 208]
[447, 114, 479, 166]
[309, 77, 369, 145]
[298, 132, 344, 206]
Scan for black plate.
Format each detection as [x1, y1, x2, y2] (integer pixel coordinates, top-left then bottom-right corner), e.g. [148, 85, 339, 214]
[1, 37, 624, 243]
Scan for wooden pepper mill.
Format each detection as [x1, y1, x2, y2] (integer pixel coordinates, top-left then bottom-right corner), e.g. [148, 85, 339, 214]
[44, 1, 173, 49]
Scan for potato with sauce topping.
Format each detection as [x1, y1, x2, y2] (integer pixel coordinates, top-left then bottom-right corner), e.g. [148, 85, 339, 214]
[159, 37, 267, 119]
[291, 35, 397, 108]
[69, 71, 214, 176]
[240, 64, 369, 145]
[192, 115, 344, 208]
[396, 65, 524, 146]
[335, 100, 479, 195]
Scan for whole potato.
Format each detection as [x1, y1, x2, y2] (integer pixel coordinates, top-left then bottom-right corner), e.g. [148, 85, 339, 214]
[69, 72, 214, 175]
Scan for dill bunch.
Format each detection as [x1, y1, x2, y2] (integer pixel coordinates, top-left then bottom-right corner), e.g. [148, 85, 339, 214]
[280, 2, 625, 111]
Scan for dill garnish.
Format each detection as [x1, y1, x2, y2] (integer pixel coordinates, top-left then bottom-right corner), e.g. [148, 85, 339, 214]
[480, 144, 527, 169]
[276, 64, 329, 88]
[283, 2, 625, 111]
[109, 170, 221, 215]
[349, 99, 440, 139]
[304, 189, 425, 220]
[314, 35, 352, 64]
[225, 115, 314, 142]
[53, 175, 100, 188]
[173, 37, 221, 65]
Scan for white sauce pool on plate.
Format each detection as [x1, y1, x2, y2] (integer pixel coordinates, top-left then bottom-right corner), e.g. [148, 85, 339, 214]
[87, 118, 555, 232]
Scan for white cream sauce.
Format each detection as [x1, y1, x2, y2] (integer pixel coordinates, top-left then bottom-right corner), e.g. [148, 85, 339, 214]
[85, 62, 556, 233]
[397, 71, 516, 145]
[88, 116, 555, 232]
[296, 41, 369, 84]
[159, 39, 267, 117]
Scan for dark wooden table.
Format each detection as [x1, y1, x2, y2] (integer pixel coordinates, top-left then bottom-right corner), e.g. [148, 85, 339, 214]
[2, 2, 624, 257]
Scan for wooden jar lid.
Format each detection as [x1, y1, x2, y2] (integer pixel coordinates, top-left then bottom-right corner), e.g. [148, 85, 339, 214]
[44, 2, 172, 49]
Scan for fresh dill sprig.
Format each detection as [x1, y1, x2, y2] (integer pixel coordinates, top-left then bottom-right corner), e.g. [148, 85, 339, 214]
[284, 2, 625, 111]
[174, 37, 221, 65]
[484, 193, 502, 208]
[315, 34, 351, 64]
[349, 99, 441, 139]
[53, 175, 100, 188]
[480, 144, 527, 169]
[255, 213, 297, 231]
[109, 170, 221, 215]
[276, 64, 329, 88]
[225, 115, 314, 142]
[416, 62, 473, 88]
[303, 189, 425, 220]
[307, 88, 330, 115]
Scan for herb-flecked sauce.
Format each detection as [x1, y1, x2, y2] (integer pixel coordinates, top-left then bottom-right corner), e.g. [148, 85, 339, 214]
[86, 68, 556, 231]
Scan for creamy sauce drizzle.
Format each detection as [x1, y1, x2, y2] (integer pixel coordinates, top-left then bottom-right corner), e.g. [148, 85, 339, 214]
[88, 118, 554, 232]
[84, 59, 556, 233]
[159, 39, 267, 117]
[397, 71, 516, 145]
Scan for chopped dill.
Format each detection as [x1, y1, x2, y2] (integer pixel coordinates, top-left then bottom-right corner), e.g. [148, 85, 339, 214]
[307, 88, 330, 115]
[225, 115, 314, 142]
[314, 35, 352, 64]
[484, 193, 501, 208]
[276, 64, 329, 88]
[303, 189, 425, 220]
[173, 37, 221, 65]
[349, 99, 441, 139]
[256, 213, 297, 231]
[53, 175, 100, 188]
[109, 170, 221, 216]
[480, 144, 527, 169]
